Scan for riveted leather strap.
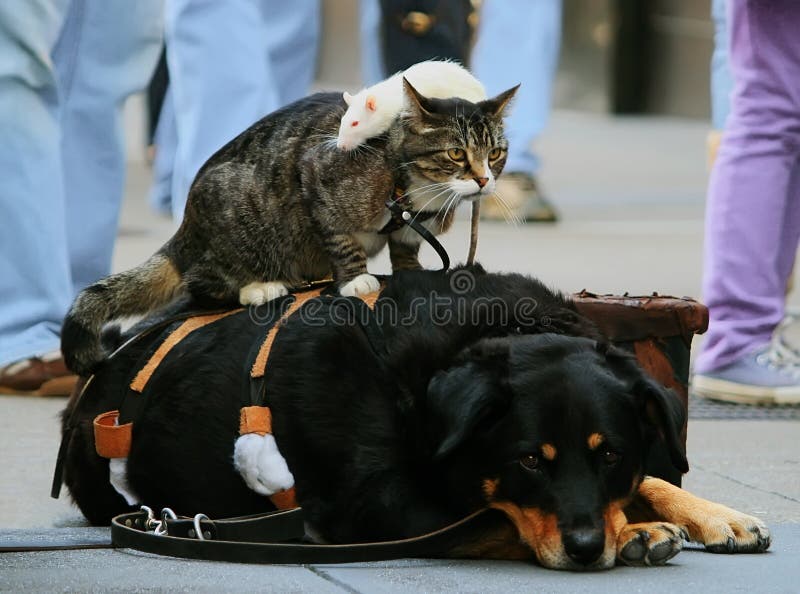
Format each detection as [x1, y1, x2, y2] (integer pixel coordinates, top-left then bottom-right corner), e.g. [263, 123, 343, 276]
[250, 289, 324, 378]
[93, 410, 132, 459]
[131, 310, 242, 393]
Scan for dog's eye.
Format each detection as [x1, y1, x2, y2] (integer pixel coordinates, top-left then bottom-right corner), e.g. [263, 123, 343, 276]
[519, 454, 540, 471]
[602, 450, 621, 466]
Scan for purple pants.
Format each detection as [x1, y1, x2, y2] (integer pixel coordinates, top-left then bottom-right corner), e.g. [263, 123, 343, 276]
[696, 0, 800, 373]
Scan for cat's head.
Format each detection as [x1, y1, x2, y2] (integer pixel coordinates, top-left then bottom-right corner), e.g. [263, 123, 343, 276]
[400, 78, 519, 211]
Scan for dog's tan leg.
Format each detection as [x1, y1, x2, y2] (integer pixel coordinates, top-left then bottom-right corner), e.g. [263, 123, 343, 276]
[631, 477, 771, 554]
[616, 522, 684, 566]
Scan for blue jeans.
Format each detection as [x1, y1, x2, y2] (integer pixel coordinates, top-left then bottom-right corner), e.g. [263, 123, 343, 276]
[358, 0, 561, 176]
[0, 0, 163, 366]
[158, 0, 321, 220]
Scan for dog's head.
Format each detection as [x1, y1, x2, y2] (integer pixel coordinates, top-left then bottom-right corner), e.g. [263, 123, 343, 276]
[425, 333, 688, 570]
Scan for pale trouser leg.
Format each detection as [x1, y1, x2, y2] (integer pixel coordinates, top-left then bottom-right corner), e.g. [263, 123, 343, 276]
[0, 0, 71, 366]
[471, 0, 562, 175]
[261, 0, 320, 106]
[358, 0, 384, 86]
[696, 0, 800, 373]
[710, 0, 734, 130]
[166, 0, 279, 220]
[54, 0, 164, 291]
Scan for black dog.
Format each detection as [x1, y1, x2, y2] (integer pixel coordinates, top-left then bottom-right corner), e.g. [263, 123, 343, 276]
[60, 266, 769, 569]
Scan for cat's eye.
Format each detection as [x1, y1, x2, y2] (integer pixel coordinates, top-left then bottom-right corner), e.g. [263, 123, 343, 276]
[351, 121, 359, 127]
[447, 148, 465, 161]
[489, 147, 503, 160]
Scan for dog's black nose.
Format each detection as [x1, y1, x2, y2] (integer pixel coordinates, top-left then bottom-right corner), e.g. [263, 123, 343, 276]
[563, 527, 605, 566]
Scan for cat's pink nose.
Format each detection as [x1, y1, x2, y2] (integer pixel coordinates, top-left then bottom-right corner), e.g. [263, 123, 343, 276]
[475, 177, 489, 188]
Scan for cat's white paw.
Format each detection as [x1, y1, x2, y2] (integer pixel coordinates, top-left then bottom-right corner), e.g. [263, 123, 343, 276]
[233, 433, 294, 496]
[239, 281, 289, 306]
[339, 273, 380, 297]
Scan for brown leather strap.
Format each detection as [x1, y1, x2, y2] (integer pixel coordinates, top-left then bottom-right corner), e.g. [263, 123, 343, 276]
[131, 310, 242, 393]
[111, 507, 507, 564]
[93, 410, 132, 459]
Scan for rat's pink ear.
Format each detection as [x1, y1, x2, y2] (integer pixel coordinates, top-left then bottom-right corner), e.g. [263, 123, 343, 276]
[365, 94, 377, 112]
[343, 91, 353, 106]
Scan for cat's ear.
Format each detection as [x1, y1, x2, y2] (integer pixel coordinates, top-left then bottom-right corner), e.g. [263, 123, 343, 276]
[402, 77, 433, 117]
[480, 84, 520, 117]
[343, 91, 353, 106]
[365, 94, 377, 112]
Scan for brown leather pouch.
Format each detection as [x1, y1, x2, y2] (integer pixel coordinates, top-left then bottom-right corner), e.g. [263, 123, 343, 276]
[573, 291, 709, 485]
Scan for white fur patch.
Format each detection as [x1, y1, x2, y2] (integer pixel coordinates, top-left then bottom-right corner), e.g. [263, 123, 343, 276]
[339, 273, 381, 297]
[108, 458, 140, 505]
[233, 433, 295, 496]
[239, 281, 289, 306]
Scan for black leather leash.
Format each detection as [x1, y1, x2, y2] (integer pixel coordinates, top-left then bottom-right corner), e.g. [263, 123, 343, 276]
[380, 195, 451, 272]
[109, 506, 506, 564]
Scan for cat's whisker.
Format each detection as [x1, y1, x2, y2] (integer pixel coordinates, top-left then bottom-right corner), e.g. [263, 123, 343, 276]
[491, 191, 522, 226]
[411, 187, 454, 222]
[439, 192, 461, 231]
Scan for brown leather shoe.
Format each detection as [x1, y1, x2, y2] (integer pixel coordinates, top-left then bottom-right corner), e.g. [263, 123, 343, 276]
[0, 354, 78, 397]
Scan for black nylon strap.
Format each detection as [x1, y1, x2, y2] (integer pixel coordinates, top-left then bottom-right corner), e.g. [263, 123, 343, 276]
[111, 507, 505, 564]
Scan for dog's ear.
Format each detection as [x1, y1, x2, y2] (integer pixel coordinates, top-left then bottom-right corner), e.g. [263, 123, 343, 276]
[634, 375, 689, 474]
[426, 340, 510, 459]
[602, 344, 689, 474]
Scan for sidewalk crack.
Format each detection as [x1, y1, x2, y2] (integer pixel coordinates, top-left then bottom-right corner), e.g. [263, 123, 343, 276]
[306, 566, 362, 594]
[693, 463, 800, 504]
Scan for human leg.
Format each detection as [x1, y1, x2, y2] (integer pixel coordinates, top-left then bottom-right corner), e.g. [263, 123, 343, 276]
[358, 0, 385, 86]
[472, 0, 562, 222]
[55, 0, 164, 291]
[0, 0, 71, 368]
[165, 0, 280, 220]
[261, 0, 320, 106]
[694, 0, 800, 403]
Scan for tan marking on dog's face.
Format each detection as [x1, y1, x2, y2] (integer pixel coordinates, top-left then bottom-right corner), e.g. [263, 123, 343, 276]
[541, 443, 557, 461]
[489, 501, 567, 568]
[483, 478, 499, 500]
[488, 500, 626, 570]
[588, 433, 605, 450]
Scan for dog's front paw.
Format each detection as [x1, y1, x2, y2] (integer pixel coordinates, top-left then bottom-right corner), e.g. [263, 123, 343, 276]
[689, 505, 771, 554]
[233, 433, 294, 496]
[239, 281, 289, 306]
[617, 522, 684, 567]
[636, 477, 771, 554]
[339, 273, 380, 297]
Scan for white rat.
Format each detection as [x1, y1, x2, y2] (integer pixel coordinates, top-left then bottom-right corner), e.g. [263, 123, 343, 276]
[337, 60, 487, 151]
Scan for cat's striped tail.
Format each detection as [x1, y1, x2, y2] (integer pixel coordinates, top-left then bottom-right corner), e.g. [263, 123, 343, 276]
[61, 251, 185, 376]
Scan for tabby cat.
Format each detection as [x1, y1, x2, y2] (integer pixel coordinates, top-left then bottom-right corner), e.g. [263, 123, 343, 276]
[62, 79, 518, 375]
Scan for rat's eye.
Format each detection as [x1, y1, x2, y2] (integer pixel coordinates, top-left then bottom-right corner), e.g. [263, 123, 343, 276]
[447, 148, 465, 161]
[351, 121, 359, 127]
[489, 147, 502, 160]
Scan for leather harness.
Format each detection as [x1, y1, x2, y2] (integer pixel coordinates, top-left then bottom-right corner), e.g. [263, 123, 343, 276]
[91, 287, 381, 511]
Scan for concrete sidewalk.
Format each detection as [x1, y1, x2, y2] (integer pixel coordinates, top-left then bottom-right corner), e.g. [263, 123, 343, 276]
[2, 110, 798, 591]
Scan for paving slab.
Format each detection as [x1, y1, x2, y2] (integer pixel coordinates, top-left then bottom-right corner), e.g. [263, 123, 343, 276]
[1, 525, 798, 593]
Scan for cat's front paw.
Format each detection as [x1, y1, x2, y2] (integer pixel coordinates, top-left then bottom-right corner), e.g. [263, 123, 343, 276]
[233, 433, 294, 496]
[239, 281, 289, 306]
[339, 273, 380, 297]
